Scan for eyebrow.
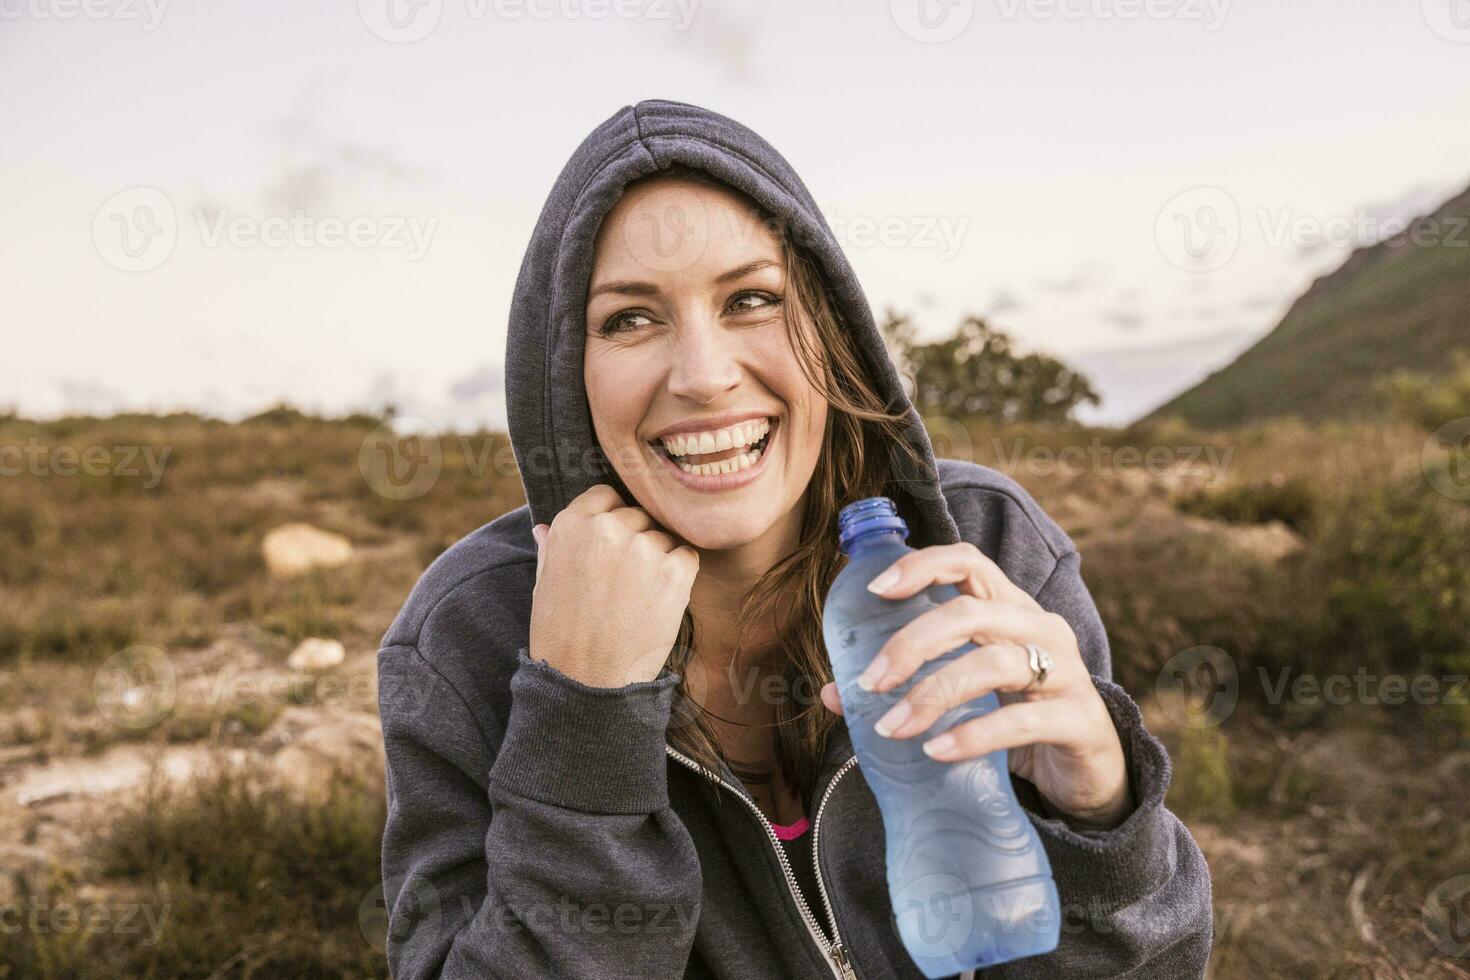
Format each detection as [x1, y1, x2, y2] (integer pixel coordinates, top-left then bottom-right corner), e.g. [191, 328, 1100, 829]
[587, 259, 780, 301]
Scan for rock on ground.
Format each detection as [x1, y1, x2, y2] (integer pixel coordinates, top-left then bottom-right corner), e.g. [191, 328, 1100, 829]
[261, 523, 353, 577]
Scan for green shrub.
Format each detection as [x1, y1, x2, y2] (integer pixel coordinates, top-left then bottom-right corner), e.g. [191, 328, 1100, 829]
[1175, 476, 1316, 533]
[1376, 350, 1470, 431]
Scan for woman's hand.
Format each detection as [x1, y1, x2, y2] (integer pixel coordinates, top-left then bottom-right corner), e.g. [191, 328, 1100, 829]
[530, 484, 699, 689]
[819, 542, 1133, 831]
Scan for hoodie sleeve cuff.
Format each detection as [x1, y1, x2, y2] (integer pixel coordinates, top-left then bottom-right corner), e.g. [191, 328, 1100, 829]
[488, 649, 680, 815]
[1015, 676, 1176, 913]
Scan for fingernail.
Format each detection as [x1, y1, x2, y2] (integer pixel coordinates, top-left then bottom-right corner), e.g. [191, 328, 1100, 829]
[532, 525, 547, 548]
[874, 700, 911, 737]
[856, 654, 888, 691]
[867, 567, 901, 594]
[922, 733, 956, 758]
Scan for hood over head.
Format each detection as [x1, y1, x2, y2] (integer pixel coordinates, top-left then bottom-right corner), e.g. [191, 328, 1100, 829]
[503, 98, 960, 549]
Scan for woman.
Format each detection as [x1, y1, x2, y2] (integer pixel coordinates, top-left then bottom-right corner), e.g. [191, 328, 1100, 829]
[377, 99, 1212, 979]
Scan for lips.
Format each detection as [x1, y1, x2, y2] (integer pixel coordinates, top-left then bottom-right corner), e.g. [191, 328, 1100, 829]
[651, 416, 779, 491]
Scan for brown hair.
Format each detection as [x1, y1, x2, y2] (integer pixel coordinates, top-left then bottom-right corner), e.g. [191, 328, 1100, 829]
[613, 164, 931, 808]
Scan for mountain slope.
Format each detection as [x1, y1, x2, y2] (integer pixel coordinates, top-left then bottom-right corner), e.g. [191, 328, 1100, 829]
[1144, 183, 1470, 428]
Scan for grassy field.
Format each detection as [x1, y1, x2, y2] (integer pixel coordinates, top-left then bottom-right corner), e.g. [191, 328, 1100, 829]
[1, 409, 1467, 978]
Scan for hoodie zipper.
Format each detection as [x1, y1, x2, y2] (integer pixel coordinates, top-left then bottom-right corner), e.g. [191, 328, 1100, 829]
[666, 745, 859, 979]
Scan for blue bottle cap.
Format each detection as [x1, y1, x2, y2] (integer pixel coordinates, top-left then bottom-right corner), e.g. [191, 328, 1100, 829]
[837, 496, 910, 554]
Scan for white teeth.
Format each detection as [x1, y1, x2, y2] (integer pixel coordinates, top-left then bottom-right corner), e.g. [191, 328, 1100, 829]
[673, 445, 764, 477]
[659, 417, 771, 458]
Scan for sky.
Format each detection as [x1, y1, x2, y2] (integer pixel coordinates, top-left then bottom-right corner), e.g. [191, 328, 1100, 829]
[2, 0, 1468, 427]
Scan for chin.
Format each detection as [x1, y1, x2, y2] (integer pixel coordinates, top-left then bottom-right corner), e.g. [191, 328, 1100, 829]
[661, 506, 779, 551]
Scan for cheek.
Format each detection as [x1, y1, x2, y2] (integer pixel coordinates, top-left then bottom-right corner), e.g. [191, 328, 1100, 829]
[584, 346, 662, 461]
[763, 343, 826, 433]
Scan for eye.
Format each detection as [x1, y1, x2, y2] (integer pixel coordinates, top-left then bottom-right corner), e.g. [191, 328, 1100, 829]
[600, 309, 655, 335]
[728, 290, 781, 315]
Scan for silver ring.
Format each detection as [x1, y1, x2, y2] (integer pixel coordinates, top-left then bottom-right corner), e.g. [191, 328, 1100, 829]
[1022, 643, 1053, 692]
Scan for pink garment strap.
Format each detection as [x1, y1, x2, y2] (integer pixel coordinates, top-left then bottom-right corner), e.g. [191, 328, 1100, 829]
[769, 816, 810, 841]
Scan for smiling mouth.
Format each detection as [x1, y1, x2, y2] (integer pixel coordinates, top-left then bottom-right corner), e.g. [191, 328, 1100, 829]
[649, 417, 776, 477]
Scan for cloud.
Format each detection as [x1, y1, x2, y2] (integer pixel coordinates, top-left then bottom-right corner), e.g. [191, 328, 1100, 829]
[448, 363, 504, 403]
[1035, 259, 1103, 295]
[665, 3, 758, 80]
[57, 378, 126, 416]
[261, 80, 432, 212]
[1099, 309, 1145, 331]
[987, 288, 1023, 315]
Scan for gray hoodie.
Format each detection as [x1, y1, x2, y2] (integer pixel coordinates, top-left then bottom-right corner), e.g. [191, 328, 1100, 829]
[377, 99, 1212, 979]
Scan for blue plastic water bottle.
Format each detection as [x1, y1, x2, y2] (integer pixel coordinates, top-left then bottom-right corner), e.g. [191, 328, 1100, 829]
[822, 497, 1061, 976]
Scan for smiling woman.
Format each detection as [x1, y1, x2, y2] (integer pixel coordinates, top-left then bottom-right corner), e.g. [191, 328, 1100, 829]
[578, 161, 937, 831]
[376, 99, 1213, 980]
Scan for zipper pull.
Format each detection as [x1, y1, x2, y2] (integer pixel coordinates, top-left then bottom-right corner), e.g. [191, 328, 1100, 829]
[830, 942, 857, 979]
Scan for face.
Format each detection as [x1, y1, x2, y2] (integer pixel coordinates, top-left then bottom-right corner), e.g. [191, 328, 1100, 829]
[584, 176, 828, 552]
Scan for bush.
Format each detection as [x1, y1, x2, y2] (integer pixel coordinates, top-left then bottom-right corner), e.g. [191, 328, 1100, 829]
[1175, 476, 1317, 534]
[1376, 350, 1470, 431]
[1291, 468, 1470, 683]
[0, 756, 388, 979]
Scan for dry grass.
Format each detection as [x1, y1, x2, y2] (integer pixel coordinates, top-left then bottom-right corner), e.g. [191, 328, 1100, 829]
[2, 409, 1467, 977]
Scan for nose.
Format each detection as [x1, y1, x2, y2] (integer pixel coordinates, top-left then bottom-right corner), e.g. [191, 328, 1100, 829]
[664, 309, 743, 404]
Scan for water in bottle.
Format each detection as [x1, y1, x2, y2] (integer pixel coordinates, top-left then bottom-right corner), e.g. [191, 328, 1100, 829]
[822, 496, 1060, 976]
